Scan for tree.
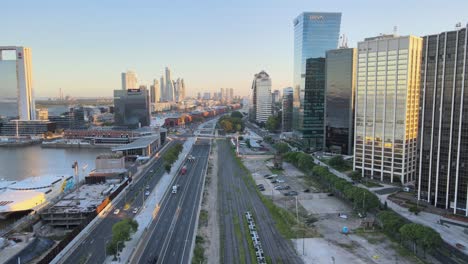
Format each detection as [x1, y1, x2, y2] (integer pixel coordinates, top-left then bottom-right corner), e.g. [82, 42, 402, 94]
[273, 142, 290, 154]
[265, 116, 280, 132]
[231, 111, 243, 119]
[420, 227, 442, 256]
[377, 211, 405, 237]
[399, 223, 425, 254]
[328, 155, 350, 171]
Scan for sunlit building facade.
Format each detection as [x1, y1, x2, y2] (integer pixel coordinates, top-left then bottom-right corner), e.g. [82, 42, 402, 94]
[292, 12, 341, 133]
[417, 26, 468, 215]
[0, 46, 35, 120]
[354, 35, 423, 184]
[250, 71, 272, 124]
[121, 70, 138, 90]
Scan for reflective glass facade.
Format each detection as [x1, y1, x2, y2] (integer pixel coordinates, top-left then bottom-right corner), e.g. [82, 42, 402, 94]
[325, 48, 356, 155]
[417, 26, 468, 215]
[303, 58, 326, 150]
[293, 12, 341, 132]
[114, 88, 151, 128]
[354, 35, 422, 184]
[282, 87, 294, 132]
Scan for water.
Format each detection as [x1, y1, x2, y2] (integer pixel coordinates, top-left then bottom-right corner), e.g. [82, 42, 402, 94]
[0, 145, 109, 181]
[0, 103, 69, 118]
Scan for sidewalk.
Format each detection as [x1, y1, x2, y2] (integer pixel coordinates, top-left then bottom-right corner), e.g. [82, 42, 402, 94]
[313, 156, 468, 253]
[105, 137, 196, 263]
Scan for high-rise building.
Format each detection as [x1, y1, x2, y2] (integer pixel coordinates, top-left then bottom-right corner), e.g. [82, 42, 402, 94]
[180, 79, 186, 101]
[272, 90, 281, 104]
[282, 87, 294, 132]
[203, 92, 211, 100]
[150, 79, 160, 103]
[165, 67, 174, 101]
[417, 25, 468, 215]
[354, 35, 423, 184]
[229, 88, 234, 101]
[114, 88, 151, 128]
[0, 46, 35, 120]
[303, 58, 326, 151]
[250, 71, 272, 124]
[36, 108, 49, 121]
[160, 75, 166, 101]
[293, 12, 341, 132]
[220, 88, 225, 101]
[121, 71, 138, 90]
[325, 48, 357, 155]
[197, 92, 201, 100]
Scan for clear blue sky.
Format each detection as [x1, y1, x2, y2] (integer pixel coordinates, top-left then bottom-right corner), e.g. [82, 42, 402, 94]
[1, 0, 467, 97]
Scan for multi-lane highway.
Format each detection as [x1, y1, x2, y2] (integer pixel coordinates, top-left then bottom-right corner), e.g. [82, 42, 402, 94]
[132, 139, 211, 264]
[61, 140, 178, 264]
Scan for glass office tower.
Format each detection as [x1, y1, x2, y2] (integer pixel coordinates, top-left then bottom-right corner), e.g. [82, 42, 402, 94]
[417, 26, 468, 215]
[354, 35, 423, 184]
[293, 12, 341, 133]
[325, 48, 357, 155]
[114, 88, 151, 128]
[303, 58, 326, 150]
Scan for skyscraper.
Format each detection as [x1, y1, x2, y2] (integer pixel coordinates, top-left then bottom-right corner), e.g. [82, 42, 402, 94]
[293, 12, 341, 132]
[121, 70, 138, 90]
[250, 71, 272, 124]
[165, 67, 174, 101]
[160, 75, 166, 101]
[282, 87, 294, 132]
[303, 58, 326, 151]
[150, 79, 160, 103]
[180, 79, 186, 101]
[114, 88, 151, 128]
[417, 25, 468, 215]
[272, 90, 281, 104]
[354, 35, 423, 184]
[229, 88, 234, 101]
[325, 48, 357, 155]
[221, 88, 225, 101]
[0, 46, 35, 120]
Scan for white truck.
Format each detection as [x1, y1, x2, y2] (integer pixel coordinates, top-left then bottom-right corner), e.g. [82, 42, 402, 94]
[172, 185, 179, 194]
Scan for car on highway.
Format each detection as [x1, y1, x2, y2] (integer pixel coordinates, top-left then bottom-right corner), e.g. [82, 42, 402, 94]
[133, 207, 139, 214]
[146, 185, 150, 190]
[150, 169, 154, 173]
[113, 209, 120, 215]
[145, 191, 150, 196]
[172, 185, 179, 194]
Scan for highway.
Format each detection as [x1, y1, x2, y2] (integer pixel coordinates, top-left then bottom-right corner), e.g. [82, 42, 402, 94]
[132, 139, 211, 264]
[61, 140, 178, 264]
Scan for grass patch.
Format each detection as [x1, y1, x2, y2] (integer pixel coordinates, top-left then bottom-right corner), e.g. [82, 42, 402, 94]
[199, 210, 208, 227]
[192, 235, 206, 264]
[258, 195, 297, 239]
[233, 215, 247, 264]
[269, 168, 283, 175]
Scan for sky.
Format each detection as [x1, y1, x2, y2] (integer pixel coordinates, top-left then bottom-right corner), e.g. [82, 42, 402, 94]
[0, 0, 467, 98]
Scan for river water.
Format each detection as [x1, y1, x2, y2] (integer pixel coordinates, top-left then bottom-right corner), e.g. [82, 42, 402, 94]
[0, 145, 109, 181]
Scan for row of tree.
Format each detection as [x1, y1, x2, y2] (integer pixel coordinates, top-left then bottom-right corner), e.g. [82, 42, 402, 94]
[283, 151, 315, 173]
[107, 218, 139, 257]
[163, 143, 184, 172]
[218, 111, 244, 133]
[377, 211, 442, 256]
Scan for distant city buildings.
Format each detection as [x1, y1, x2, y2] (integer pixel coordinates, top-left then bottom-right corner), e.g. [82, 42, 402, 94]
[272, 90, 281, 104]
[36, 108, 49, 121]
[150, 79, 160, 103]
[353, 35, 423, 184]
[250, 71, 272, 124]
[417, 25, 468, 215]
[293, 12, 341, 133]
[325, 48, 356, 155]
[113, 88, 151, 128]
[121, 70, 138, 90]
[282, 87, 293, 132]
[165, 67, 175, 101]
[0, 46, 36, 120]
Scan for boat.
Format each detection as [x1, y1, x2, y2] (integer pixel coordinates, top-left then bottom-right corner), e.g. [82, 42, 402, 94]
[0, 175, 74, 219]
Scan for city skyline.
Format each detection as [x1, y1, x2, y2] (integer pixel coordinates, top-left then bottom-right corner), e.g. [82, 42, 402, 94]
[1, 0, 467, 97]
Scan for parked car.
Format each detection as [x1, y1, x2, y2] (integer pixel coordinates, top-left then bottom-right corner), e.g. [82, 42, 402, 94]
[327, 193, 334, 196]
[274, 185, 283, 190]
[145, 191, 150, 196]
[303, 189, 310, 193]
[263, 174, 270, 178]
[283, 186, 291, 190]
[271, 179, 278, 184]
[276, 179, 285, 183]
[133, 207, 139, 214]
[338, 213, 348, 219]
[256, 184, 264, 188]
[284, 191, 298, 196]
